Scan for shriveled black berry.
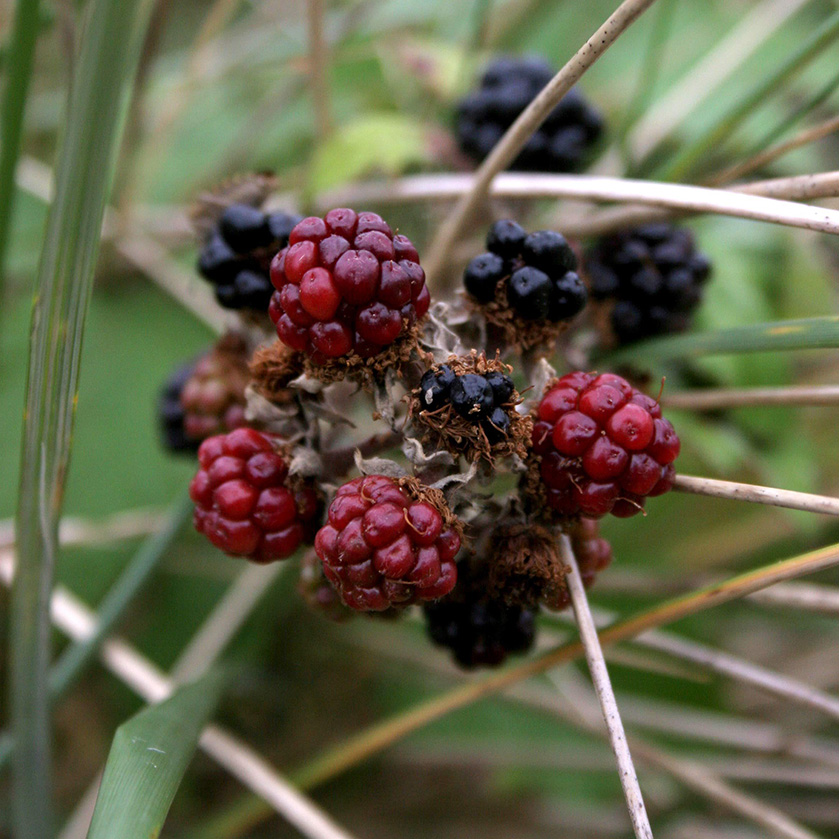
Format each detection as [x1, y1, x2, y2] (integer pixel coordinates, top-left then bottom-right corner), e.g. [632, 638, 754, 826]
[456, 55, 603, 174]
[483, 406, 511, 444]
[198, 235, 238, 284]
[158, 362, 199, 455]
[464, 252, 505, 302]
[219, 204, 271, 252]
[419, 369, 449, 411]
[436, 364, 456, 391]
[486, 219, 526, 259]
[586, 223, 712, 345]
[549, 271, 587, 321]
[485, 371, 514, 404]
[522, 229, 576, 274]
[507, 266, 553, 320]
[450, 374, 494, 418]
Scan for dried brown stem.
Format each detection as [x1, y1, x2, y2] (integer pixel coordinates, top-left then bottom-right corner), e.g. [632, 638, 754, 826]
[664, 385, 839, 411]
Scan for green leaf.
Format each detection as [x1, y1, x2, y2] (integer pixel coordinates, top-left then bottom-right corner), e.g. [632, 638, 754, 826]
[87, 672, 226, 839]
[309, 113, 430, 194]
[603, 316, 839, 366]
[10, 0, 155, 835]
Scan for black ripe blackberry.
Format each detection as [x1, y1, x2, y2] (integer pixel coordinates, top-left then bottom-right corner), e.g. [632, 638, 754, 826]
[197, 203, 303, 312]
[418, 364, 516, 444]
[585, 224, 712, 345]
[158, 362, 198, 455]
[463, 220, 587, 323]
[423, 560, 536, 668]
[456, 55, 603, 173]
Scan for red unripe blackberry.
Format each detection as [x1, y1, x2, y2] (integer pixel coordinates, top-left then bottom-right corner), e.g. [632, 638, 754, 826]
[314, 475, 461, 611]
[269, 209, 429, 364]
[531, 371, 679, 519]
[190, 428, 321, 563]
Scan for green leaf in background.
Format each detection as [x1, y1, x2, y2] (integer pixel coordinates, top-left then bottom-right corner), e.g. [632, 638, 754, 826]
[603, 316, 839, 366]
[10, 0, 155, 835]
[86, 672, 226, 839]
[309, 113, 430, 195]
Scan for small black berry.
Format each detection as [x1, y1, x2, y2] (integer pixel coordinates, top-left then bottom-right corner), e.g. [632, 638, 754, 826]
[419, 369, 449, 411]
[507, 266, 553, 320]
[158, 362, 198, 455]
[267, 211, 303, 244]
[487, 219, 527, 259]
[464, 252, 506, 302]
[450, 374, 494, 418]
[198, 235, 238, 283]
[436, 364, 457, 391]
[522, 229, 576, 274]
[219, 204, 272, 252]
[232, 269, 273, 310]
[485, 371, 514, 404]
[549, 271, 587, 321]
[483, 406, 511, 444]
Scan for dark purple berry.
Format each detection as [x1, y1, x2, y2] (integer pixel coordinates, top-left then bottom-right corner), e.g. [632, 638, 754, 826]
[464, 252, 505, 302]
[486, 219, 527, 259]
[450, 374, 494, 419]
[507, 266, 553, 320]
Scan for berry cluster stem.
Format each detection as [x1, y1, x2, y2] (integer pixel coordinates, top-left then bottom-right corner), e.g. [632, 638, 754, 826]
[559, 533, 654, 839]
[673, 474, 839, 516]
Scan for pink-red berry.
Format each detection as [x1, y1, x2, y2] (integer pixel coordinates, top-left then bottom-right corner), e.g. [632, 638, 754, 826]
[190, 428, 321, 562]
[532, 371, 679, 518]
[314, 475, 461, 611]
[269, 209, 430, 363]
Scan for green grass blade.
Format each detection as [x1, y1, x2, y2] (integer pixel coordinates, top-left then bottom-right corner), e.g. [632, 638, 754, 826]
[0, 0, 41, 295]
[10, 0, 156, 835]
[602, 316, 839, 365]
[86, 672, 226, 839]
[0, 493, 190, 776]
[648, 9, 839, 181]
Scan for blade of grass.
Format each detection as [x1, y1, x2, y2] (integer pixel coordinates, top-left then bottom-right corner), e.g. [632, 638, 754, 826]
[0, 493, 190, 772]
[86, 672, 226, 839]
[603, 316, 839, 366]
[0, 0, 41, 295]
[10, 0, 156, 834]
[650, 10, 839, 181]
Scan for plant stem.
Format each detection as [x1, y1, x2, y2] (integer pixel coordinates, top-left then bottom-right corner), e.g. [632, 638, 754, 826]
[423, 0, 661, 281]
[560, 534, 653, 839]
[307, 0, 331, 141]
[0, 0, 41, 295]
[664, 384, 839, 410]
[672, 475, 839, 516]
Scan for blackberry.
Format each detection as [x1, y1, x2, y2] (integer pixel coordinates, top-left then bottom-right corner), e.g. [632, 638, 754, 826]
[463, 220, 587, 324]
[530, 371, 680, 519]
[269, 209, 430, 364]
[159, 362, 198, 455]
[197, 203, 303, 312]
[314, 475, 461, 611]
[423, 558, 536, 669]
[415, 361, 518, 449]
[456, 56, 603, 173]
[585, 224, 712, 345]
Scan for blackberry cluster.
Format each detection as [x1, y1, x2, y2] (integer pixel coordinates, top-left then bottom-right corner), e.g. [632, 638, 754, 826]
[198, 203, 302, 311]
[585, 224, 712, 345]
[456, 56, 603, 172]
[531, 371, 680, 519]
[424, 559, 536, 669]
[269, 209, 430, 364]
[158, 362, 198, 455]
[418, 364, 515, 444]
[464, 220, 587, 322]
